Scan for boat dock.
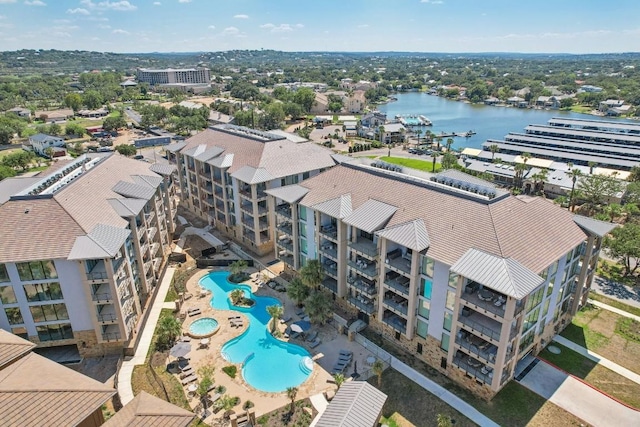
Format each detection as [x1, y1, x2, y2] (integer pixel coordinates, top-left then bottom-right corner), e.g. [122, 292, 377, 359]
[396, 114, 432, 126]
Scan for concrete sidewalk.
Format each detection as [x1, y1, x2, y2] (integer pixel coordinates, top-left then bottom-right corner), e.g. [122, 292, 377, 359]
[553, 335, 640, 385]
[589, 299, 640, 322]
[117, 266, 176, 405]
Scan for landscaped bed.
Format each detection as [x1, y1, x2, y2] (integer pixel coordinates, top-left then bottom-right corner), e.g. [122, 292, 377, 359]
[255, 398, 316, 427]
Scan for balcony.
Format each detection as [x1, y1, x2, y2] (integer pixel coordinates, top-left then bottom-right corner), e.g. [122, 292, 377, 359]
[91, 283, 113, 302]
[348, 295, 376, 315]
[347, 258, 377, 279]
[203, 196, 214, 207]
[382, 311, 407, 333]
[455, 332, 498, 364]
[143, 260, 153, 275]
[277, 238, 293, 252]
[461, 286, 507, 318]
[257, 218, 269, 231]
[457, 311, 502, 343]
[256, 189, 267, 200]
[281, 254, 294, 267]
[277, 221, 293, 236]
[101, 329, 122, 342]
[136, 223, 147, 236]
[348, 278, 377, 297]
[319, 241, 338, 260]
[323, 259, 338, 276]
[147, 226, 158, 241]
[319, 224, 338, 241]
[97, 305, 117, 324]
[383, 294, 409, 316]
[239, 187, 252, 199]
[322, 277, 338, 293]
[276, 204, 292, 219]
[240, 202, 253, 214]
[150, 242, 160, 257]
[349, 238, 378, 259]
[384, 271, 410, 297]
[140, 242, 149, 255]
[386, 255, 412, 276]
[144, 210, 155, 223]
[453, 353, 493, 386]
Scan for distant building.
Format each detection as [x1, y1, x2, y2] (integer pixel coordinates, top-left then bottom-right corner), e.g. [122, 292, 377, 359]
[7, 107, 31, 118]
[27, 133, 65, 156]
[136, 68, 211, 86]
[580, 85, 603, 93]
[34, 109, 73, 123]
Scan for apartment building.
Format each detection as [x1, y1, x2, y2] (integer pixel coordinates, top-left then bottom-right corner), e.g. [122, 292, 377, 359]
[136, 67, 211, 85]
[0, 154, 178, 358]
[165, 125, 336, 255]
[266, 160, 614, 399]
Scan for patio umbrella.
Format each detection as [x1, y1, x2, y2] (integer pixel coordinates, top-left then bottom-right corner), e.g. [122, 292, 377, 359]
[169, 341, 191, 359]
[293, 320, 311, 332]
[290, 323, 304, 334]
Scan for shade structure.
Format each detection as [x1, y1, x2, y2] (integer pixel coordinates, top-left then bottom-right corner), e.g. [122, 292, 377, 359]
[169, 341, 191, 359]
[292, 320, 311, 332]
[290, 323, 304, 334]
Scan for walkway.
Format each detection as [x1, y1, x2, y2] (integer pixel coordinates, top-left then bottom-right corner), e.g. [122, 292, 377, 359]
[592, 276, 640, 310]
[519, 360, 640, 426]
[589, 299, 640, 322]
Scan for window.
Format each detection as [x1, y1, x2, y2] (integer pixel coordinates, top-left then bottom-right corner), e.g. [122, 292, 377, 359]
[303, 171, 310, 180]
[418, 299, 430, 319]
[29, 303, 69, 323]
[417, 343, 423, 354]
[525, 287, 544, 313]
[421, 256, 434, 277]
[298, 222, 307, 238]
[0, 286, 17, 304]
[416, 318, 428, 338]
[441, 333, 450, 352]
[299, 238, 307, 255]
[23, 283, 63, 302]
[443, 312, 453, 332]
[16, 260, 57, 281]
[523, 307, 540, 333]
[4, 307, 23, 325]
[446, 290, 456, 311]
[36, 323, 73, 342]
[0, 264, 9, 282]
[448, 273, 459, 288]
[298, 205, 307, 222]
[420, 278, 432, 300]
[11, 326, 28, 339]
[519, 329, 535, 352]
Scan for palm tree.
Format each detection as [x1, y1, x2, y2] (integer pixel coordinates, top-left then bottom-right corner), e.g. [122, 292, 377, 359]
[489, 143, 499, 160]
[287, 277, 310, 307]
[304, 291, 333, 325]
[372, 359, 384, 388]
[436, 414, 453, 427]
[514, 163, 527, 189]
[197, 365, 215, 414]
[230, 289, 244, 306]
[605, 203, 623, 222]
[430, 151, 439, 172]
[445, 138, 454, 152]
[435, 136, 442, 151]
[299, 259, 324, 289]
[588, 161, 598, 174]
[286, 386, 298, 415]
[156, 315, 181, 350]
[333, 373, 345, 389]
[214, 395, 239, 420]
[553, 195, 569, 208]
[567, 168, 583, 212]
[521, 152, 531, 166]
[378, 125, 385, 144]
[415, 129, 422, 145]
[266, 304, 283, 333]
[229, 259, 248, 282]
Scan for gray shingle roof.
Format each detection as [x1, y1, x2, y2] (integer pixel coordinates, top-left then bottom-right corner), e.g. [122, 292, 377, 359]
[573, 215, 618, 237]
[315, 381, 387, 427]
[451, 248, 544, 299]
[112, 181, 156, 200]
[149, 162, 177, 176]
[69, 224, 130, 260]
[312, 194, 352, 219]
[265, 184, 309, 203]
[103, 391, 194, 427]
[343, 199, 397, 233]
[231, 166, 275, 185]
[377, 219, 430, 252]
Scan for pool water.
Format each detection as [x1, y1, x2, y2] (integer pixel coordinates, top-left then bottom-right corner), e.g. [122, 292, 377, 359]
[188, 317, 219, 337]
[199, 271, 312, 392]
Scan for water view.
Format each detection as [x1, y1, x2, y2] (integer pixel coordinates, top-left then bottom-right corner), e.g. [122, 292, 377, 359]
[377, 93, 635, 150]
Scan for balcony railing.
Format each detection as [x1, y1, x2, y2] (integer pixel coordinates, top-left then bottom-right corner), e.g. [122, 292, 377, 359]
[277, 222, 293, 235]
[276, 204, 292, 219]
[348, 296, 376, 314]
[97, 312, 117, 323]
[386, 256, 412, 276]
[102, 332, 122, 342]
[322, 277, 338, 293]
[277, 239, 293, 252]
[87, 271, 109, 282]
[92, 292, 113, 302]
[383, 297, 408, 316]
[239, 187, 252, 198]
[281, 254, 294, 267]
[452, 356, 493, 386]
[460, 289, 507, 318]
[347, 260, 377, 279]
[319, 225, 338, 241]
[457, 313, 502, 343]
[382, 312, 407, 333]
[455, 335, 497, 365]
[348, 279, 377, 297]
[348, 239, 378, 259]
[384, 275, 410, 297]
[320, 243, 338, 260]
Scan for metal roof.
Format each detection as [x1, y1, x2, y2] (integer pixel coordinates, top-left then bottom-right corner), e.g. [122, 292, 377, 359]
[315, 381, 387, 427]
[343, 199, 397, 233]
[207, 153, 234, 168]
[312, 194, 353, 219]
[526, 124, 640, 144]
[231, 165, 275, 185]
[68, 224, 130, 260]
[194, 146, 224, 162]
[450, 248, 544, 299]
[377, 219, 430, 252]
[107, 198, 147, 217]
[132, 174, 164, 188]
[112, 181, 157, 200]
[165, 141, 187, 153]
[548, 117, 640, 133]
[265, 184, 309, 203]
[0, 177, 41, 205]
[149, 162, 177, 176]
[573, 215, 618, 237]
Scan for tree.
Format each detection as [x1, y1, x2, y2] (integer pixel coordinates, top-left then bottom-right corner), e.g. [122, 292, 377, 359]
[293, 87, 316, 113]
[230, 289, 244, 306]
[0, 165, 17, 181]
[115, 144, 137, 157]
[333, 373, 345, 389]
[156, 315, 181, 350]
[259, 102, 285, 130]
[521, 152, 531, 165]
[229, 260, 248, 282]
[287, 277, 310, 307]
[286, 386, 298, 415]
[514, 163, 527, 189]
[629, 166, 640, 182]
[197, 365, 215, 415]
[64, 93, 82, 112]
[48, 122, 62, 136]
[489, 144, 500, 160]
[2, 151, 34, 171]
[372, 359, 384, 388]
[266, 304, 283, 333]
[604, 223, 640, 276]
[103, 115, 126, 132]
[214, 394, 239, 419]
[299, 259, 324, 289]
[82, 90, 104, 109]
[378, 126, 385, 144]
[283, 101, 304, 119]
[441, 152, 457, 170]
[44, 147, 54, 160]
[624, 182, 640, 205]
[604, 203, 624, 222]
[577, 173, 623, 215]
[553, 195, 569, 208]
[436, 414, 454, 427]
[560, 97, 574, 109]
[65, 122, 86, 136]
[588, 161, 598, 174]
[445, 138, 454, 152]
[430, 151, 439, 172]
[567, 168, 583, 212]
[304, 291, 333, 325]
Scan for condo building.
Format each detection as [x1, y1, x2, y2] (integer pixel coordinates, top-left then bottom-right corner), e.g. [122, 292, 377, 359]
[0, 154, 178, 358]
[165, 125, 336, 255]
[136, 68, 211, 86]
[265, 160, 614, 399]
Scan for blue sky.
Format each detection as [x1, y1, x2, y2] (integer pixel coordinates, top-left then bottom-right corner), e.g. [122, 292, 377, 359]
[0, 0, 639, 53]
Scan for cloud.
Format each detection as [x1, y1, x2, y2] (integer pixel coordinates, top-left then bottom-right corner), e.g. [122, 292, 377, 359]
[221, 26, 239, 36]
[295, 24, 304, 28]
[0, 0, 17, 3]
[67, 8, 90, 15]
[112, 28, 130, 34]
[234, 14, 249, 19]
[25, 0, 46, 5]
[260, 23, 303, 33]
[178, 0, 190, 3]
[153, 1, 160, 4]
[357, 24, 369, 28]
[80, 0, 137, 11]
[207, 25, 215, 30]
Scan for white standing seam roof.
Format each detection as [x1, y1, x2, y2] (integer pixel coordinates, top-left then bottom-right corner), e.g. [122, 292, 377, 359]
[343, 199, 397, 233]
[194, 146, 224, 162]
[312, 194, 353, 219]
[165, 142, 187, 153]
[149, 163, 177, 176]
[572, 215, 618, 237]
[231, 166, 275, 185]
[181, 144, 207, 158]
[314, 381, 387, 427]
[450, 248, 544, 299]
[68, 224, 131, 260]
[132, 175, 164, 188]
[265, 184, 309, 204]
[107, 198, 147, 217]
[206, 153, 234, 168]
[377, 219, 430, 252]
[112, 181, 157, 200]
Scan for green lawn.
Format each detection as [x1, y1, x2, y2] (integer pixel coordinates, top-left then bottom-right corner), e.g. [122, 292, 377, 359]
[589, 291, 640, 317]
[379, 156, 443, 172]
[568, 105, 593, 114]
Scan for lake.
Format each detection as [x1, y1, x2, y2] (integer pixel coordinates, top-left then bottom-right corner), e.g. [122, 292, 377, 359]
[377, 93, 633, 150]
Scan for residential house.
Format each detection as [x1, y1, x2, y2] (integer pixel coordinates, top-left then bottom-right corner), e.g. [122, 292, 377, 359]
[311, 93, 329, 114]
[484, 97, 501, 106]
[378, 123, 406, 144]
[506, 97, 527, 108]
[27, 133, 65, 156]
[360, 112, 387, 128]
[599, 99, 632, 116]
[0, 154, 178, 359]
[77, 109, 109, 118]
[34, 109, 74, 123]
[343, 90, 366, 114]
[7, 107, 31, 118]
[266, 159, 614, 399]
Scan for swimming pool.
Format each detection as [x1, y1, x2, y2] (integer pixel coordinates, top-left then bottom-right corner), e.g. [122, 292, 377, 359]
[188, 317, 219, 338]
[199, 271, 312, 392]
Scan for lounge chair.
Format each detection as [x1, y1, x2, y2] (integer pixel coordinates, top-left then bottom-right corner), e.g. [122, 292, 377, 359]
[289, 331, 300, 339]
[180, 335, 192, 342]
[179, 368, 194, 379]
[339, 350, 353, 357]
[180, 374, 197, 385]
[309, 338, 321, 349]
[331, 362, 347, 374]
[228, 315, 241, 320]
[338, 355, 352, 364]
[188, 308, 201, 317]
[306, 331, 318, 342]
[295, 307, 305, 316]
[280, 315, 292, 324]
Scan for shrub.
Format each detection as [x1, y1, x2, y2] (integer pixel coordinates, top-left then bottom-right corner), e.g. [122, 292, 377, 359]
[222, 365, 237, 378]
[243, 400, 254, 410]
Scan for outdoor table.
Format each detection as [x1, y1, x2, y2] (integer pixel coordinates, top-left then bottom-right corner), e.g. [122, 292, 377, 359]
[366, 356, 376, 365]
[187, 384, 198, 394]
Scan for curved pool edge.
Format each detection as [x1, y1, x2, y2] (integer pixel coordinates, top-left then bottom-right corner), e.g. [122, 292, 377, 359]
[185, 317, 220, 339]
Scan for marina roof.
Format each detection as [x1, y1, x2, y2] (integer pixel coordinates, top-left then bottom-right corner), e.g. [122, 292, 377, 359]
[548, 117, 640, 133]
[506, 132, 640, 157]
[526, 124, 640, 144]
[314, 381, 387, 427]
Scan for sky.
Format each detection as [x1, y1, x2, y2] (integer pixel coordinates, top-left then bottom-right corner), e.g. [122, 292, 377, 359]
[0, 0, 639, 54]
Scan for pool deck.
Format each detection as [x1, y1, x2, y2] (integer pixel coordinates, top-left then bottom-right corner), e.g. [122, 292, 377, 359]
[179, 267, 380, 423]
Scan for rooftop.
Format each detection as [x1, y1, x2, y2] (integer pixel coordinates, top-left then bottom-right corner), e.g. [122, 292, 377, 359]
[103, 391, 194, 427]
[315, 381, 387, 427]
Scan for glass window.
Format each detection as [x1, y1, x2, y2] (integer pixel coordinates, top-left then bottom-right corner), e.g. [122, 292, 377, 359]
[523, 307, 540, 332]
[417, 318, 428, 338]
[36, 323, 73, 342]
[16, 260, 57, 281]
[441, 333, 450, 352]
[11, 326, 28, 339]
[420, 278, 432, 300]
[448, 273, 458, 289]
[298, 222, 307, 238]
[4, 307, 23, 325]
[299, 238, 307, 255]
[446, 290, 456, 311]
[549, 260, 559, 277]
[303, 171, 310, 180]
[443, 312, 453, 332]
[23, 283, 63, 302]
[421, 257, 434, 277]
[542, 298, 551, 319]
[298, 206, 307, 222]
[525, 287, 544, 312]
[417, 299, 430, 319]
[0, 286, 17, 304]
[0, 264, 9, 282]
[29, 303, 69, 323]
[519, 329, 535, 352]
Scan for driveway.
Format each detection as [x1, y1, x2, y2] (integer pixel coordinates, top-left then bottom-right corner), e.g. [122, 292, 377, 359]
[519, 359, 640, 426]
